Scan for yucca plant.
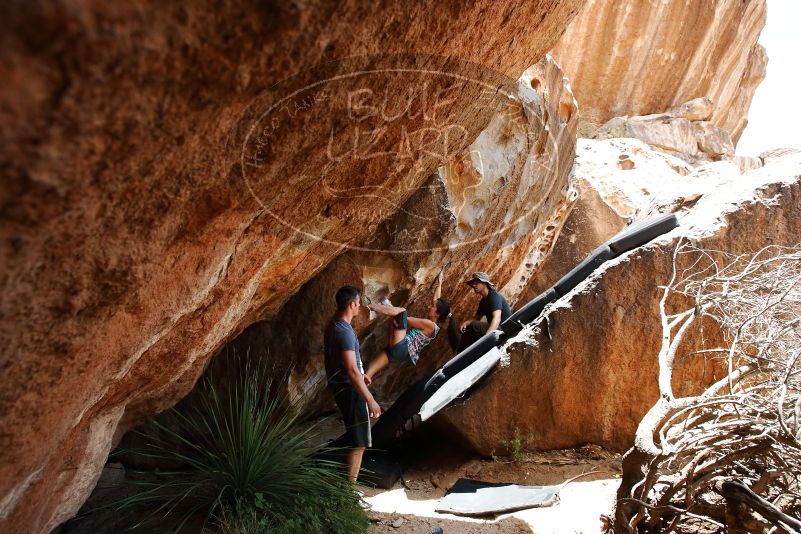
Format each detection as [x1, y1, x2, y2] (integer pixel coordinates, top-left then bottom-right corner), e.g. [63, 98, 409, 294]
[109, 361, 369, 533]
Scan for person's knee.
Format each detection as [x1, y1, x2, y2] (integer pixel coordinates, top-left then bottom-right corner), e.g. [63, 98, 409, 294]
[468, 320, 488, 336]
[392, 309, 408, 329]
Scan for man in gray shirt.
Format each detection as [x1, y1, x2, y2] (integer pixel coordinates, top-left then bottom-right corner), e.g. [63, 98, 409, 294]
[324, 285, 381, 482]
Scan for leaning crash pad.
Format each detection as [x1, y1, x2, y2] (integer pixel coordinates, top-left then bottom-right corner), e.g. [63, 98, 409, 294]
[357, 448, 403, 489]
[441, 329, 502, 378]
[371, 370, 448, 447]
[606, 213, 678, 255]
[418, 347, 501, 422]
[500, 288, 559, 338]
[553, 244, 615, 297]
[315, 444, 403, 489]
[435, 478, 560, 516]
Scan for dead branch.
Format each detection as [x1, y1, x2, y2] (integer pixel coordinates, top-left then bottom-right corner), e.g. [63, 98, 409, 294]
[614, 242, 801, 533]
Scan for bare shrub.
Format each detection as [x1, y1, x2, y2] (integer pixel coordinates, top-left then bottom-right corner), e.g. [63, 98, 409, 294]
[614, 240, 801, 533]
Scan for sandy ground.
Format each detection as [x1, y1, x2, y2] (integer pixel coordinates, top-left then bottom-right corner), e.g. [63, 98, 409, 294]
[61, 415, 622, 533]
[363, 445, 622, 534]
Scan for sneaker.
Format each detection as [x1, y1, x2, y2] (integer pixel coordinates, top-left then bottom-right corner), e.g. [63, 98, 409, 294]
[361, 296, 377, 320]
[379, 297, 392, 307]
[356, 489, 372, 510]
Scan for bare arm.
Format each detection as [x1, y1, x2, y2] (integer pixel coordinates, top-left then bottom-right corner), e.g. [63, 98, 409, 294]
[408, 316, 437, 336]
[433, 270, 443, 304]
[461, 317, 480, 332]
[342, 349, 381, 418]
[488, 309, 502, 331]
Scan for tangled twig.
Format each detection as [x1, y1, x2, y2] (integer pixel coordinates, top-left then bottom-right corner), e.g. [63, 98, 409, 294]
[614, 241, 801, 533]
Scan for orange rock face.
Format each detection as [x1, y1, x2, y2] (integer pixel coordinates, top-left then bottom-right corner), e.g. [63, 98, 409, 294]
[0, 2, 584, 531]
[225, 55, 579, 414]
[550, 0, 767, 142]
[437, 145, 801, 455]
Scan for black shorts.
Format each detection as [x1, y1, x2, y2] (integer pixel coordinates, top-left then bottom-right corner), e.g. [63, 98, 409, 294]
[457, 320, 489, 353]
[330, 382, 372, 448]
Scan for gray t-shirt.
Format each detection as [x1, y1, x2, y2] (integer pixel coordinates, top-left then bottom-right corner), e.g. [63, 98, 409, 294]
[324, 318, 363, 385]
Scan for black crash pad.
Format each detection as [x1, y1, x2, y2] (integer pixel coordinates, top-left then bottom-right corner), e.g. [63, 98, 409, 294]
[315, 446, 403, 489]
[553, 244, 615, 297]
[370, 370, 448, 447]
[606, 213, 678, 255]
[441, 330, 502, 378]
[357, 448, 403, 489]
[435, 478, 560, 517]
[500, 288, 559, 337]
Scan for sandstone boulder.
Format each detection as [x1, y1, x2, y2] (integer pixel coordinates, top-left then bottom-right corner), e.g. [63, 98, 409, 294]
[223, 55, 580, 413]
[436, 143, 801, 455]
[733, 155, 764, 174]
[0, 2, 584, 531]
[670, 97, 714, 122]
[551, 0, 767, 142]
[692, 121, 735, 159]
[593, 101, 735, 162]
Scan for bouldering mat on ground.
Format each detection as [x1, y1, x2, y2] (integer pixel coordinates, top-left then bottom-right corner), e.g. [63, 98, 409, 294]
[435, 478, 559, 516]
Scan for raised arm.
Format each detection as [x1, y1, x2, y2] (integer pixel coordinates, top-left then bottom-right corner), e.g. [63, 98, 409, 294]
[433, 269, 443, 304]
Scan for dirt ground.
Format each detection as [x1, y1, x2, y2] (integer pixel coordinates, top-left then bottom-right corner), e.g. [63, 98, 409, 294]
[363, 443, 622, 533]
[60, 415, 622, 533]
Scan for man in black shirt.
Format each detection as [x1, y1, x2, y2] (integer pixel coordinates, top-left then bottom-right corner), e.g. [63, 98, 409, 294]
[456, 272, 511, 351]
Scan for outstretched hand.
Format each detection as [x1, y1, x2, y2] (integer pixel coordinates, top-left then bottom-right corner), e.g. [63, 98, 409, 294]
[363, 374, 372, 387]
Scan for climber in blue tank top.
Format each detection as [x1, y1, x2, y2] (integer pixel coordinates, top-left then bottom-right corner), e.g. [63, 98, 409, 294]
[363, 271, 451, 385]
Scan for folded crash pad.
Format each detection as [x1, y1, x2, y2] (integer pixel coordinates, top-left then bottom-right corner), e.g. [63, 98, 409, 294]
[606, 213, 678, 255]
[418, 347, 501, 422]
[315, 444, 403, 489]
[370, 370, 448, 447]
[435, 478, 560, 516]
[357, 448, 403, 489]
[500, 288, 559, 337]
[553, 244, 615, 297]
[441, 330, 502, 378]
